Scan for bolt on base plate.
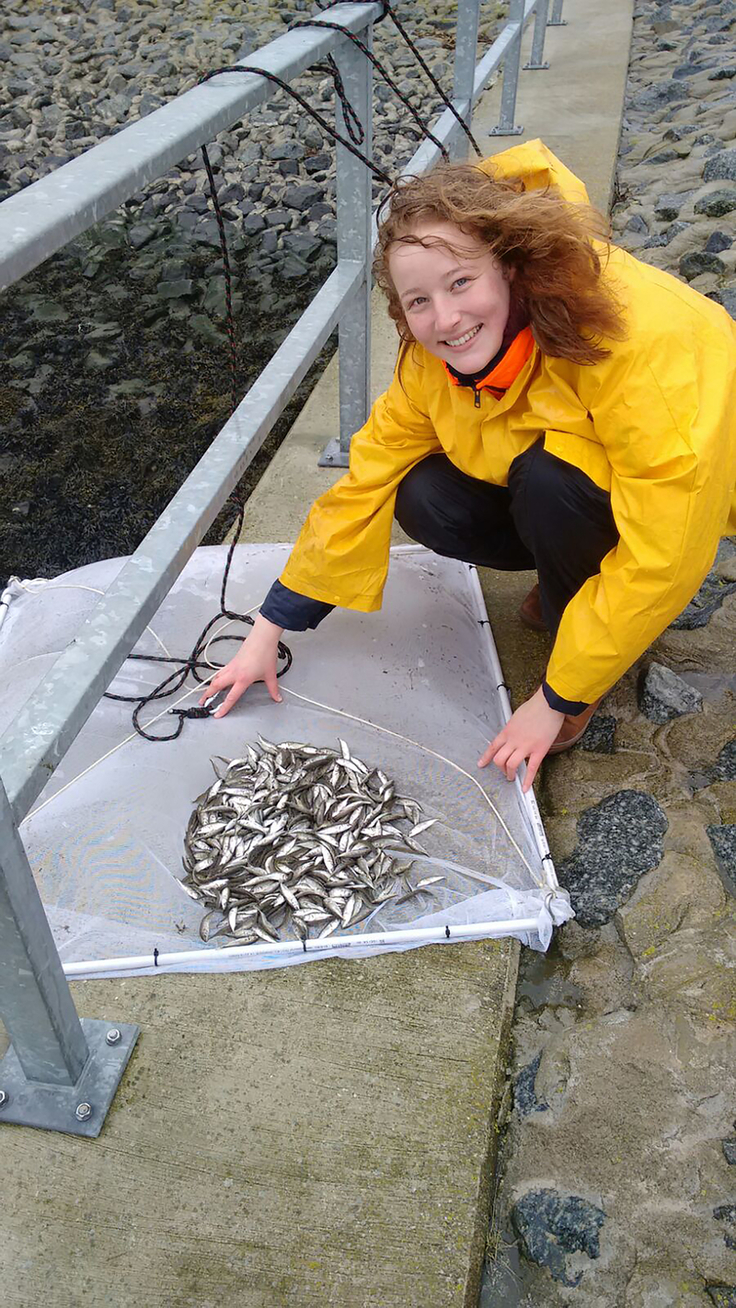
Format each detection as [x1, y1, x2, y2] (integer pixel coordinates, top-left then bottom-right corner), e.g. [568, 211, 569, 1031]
[0, 1019, 139, 1138]
[318, 437, 350, 469]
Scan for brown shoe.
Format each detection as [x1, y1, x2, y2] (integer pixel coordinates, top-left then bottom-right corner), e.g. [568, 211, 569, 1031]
[547, 697, 603, 755]
[519, 583, 548, 632]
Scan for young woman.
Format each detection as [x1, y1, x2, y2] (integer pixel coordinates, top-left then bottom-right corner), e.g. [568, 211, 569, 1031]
[201, 140, 736, 792]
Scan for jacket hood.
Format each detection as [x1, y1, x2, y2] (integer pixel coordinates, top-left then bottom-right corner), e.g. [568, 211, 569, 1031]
[477, 139, 592, 207]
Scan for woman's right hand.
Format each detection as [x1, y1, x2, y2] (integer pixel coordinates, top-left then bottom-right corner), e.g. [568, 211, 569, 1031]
[198, 614, 285, 718]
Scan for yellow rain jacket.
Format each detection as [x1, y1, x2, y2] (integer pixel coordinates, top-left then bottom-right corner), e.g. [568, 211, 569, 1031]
[280, 140, 736, 707]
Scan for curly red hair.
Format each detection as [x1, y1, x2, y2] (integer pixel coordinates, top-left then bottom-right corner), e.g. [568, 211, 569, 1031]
[374, 162, 626, 365]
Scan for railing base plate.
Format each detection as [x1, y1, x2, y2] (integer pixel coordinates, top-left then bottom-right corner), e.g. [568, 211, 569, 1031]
[523, 60, 549, 69]
[0, 1018, 139, 1137]
[318, 438, 350, 469]
[488, 125, 525, 136]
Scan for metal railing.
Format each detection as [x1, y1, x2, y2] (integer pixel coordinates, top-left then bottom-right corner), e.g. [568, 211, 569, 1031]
[0, 0, 565, 1135]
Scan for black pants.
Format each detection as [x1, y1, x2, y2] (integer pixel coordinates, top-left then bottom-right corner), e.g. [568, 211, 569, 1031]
[393, 442, 619, 637]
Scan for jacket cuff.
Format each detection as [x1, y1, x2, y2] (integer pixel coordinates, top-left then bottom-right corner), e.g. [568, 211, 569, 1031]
[260, 580, 334, 631]
[542, 678, 589, 716]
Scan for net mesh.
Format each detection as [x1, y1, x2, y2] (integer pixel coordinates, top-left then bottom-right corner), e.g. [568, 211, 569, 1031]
[1, 545, 569, 974]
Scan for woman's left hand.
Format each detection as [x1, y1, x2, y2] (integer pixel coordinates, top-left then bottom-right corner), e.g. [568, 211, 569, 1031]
[478, 685, 564, 793]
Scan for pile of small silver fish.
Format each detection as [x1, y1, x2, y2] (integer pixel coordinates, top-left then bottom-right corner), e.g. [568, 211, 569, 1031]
[180, 736, 443, 946]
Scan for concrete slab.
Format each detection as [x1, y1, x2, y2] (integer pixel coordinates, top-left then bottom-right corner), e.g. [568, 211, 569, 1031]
[0, 945, 517, 1308]
[0, 1, 632, 1304]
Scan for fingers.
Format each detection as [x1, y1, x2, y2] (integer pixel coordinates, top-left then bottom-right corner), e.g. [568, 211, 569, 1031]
[263, 668, 283, 704]
[478, 734, 539, 786]
[521, 752, 544, 794]
[213, 682, 246, 718]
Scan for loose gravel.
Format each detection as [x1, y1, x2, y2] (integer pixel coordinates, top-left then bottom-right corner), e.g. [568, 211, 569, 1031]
[0, 0, 506, 582]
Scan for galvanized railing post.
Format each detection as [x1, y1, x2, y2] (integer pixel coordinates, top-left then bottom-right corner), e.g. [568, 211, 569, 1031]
[525, 0, 550, 70]
[0, 775, 138, 1136]
[548, 0, 566, 26]
[449, 0, 482, 160]
[318, 21, 374, 468]
[489, 0, 525, 136]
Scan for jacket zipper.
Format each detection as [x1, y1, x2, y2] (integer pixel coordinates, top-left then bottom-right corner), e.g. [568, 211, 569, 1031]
[473, 386, 481, 408]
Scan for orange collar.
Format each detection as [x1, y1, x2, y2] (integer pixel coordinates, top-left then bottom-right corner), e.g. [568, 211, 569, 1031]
[443, 327, 535, 397]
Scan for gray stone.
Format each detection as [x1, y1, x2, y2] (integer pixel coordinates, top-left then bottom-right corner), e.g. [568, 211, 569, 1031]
[266, 141, 305, 161]
[723, 1140, 736, 1165]
[280, 255, 309, 279]
[714, 1202, 736, 1251]
[557, 791, 667, 927]
[709, 67, 736, 80]
[308, 202, 334, 222]
[304, 153, 331, 175]
[203, 144, 223, 169]
[704, 150, 736, 182]
[85, 349, 116, 372]
[690, 739, 736, 791]
[128, 223, 157, 250]
[156, 279, 194, 300]
[625, 213, 649, 234]
[679, 250, 727, 278]
[186, 194, 210, 214]
[265, 209, 290, 228]
[638, 662, 704, 724]
[580, 714, 617, 754]
[202, 277, 227, 317]
[188, 313, 226, 346]
[695, 189, 736, 217]
[510, 1189, 606, 1287]
[282, 182, 323, 212]
[705, 1287, 736, 1308]
[513, 1053, 550, 1118]
[282, 231, 322, 262]
[706, 230, 733, 252]
[630, 79, 689, 111]
[118, 60, 146, 79]
[86, 321, 122, 340]
[220, 183, 245, 205]
[240, 143, 262, 165]
[243, 213, 266, 235]
[654, 190, 694, 220]
[296, 121, 323, 149]
[706, 825, 736, 896]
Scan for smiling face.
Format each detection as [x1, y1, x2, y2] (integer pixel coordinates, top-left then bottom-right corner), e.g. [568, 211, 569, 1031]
[388, 220, 513, 372]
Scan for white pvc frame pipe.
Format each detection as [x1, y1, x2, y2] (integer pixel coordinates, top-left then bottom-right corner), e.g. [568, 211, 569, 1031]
[62, 915, 545, 977]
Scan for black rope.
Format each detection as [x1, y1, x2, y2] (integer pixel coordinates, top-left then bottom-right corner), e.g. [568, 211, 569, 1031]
[313, 0, 482, 157]
[290, 19, 451, 163]
[105, 3, 484, 743]
[197, 65, 393, 184]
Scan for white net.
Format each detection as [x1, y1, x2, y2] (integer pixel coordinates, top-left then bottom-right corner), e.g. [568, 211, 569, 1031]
[0, 545, 571, 976]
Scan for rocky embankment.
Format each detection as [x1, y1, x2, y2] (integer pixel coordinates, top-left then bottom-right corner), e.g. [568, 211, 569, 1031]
[0, 0, 505, 582]
[483, 2, 736, 1305]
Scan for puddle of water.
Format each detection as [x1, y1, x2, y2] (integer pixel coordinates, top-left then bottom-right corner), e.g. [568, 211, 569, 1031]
[516, 945, 583, 1012]
[479, 1229, 536, 1308]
